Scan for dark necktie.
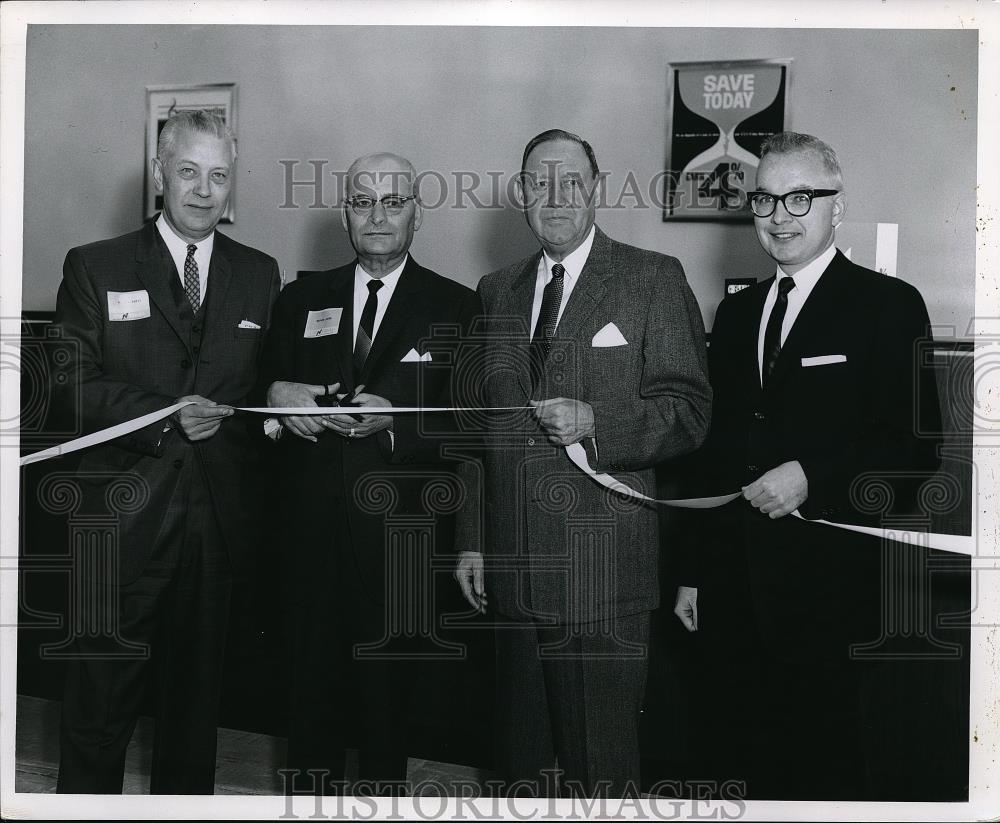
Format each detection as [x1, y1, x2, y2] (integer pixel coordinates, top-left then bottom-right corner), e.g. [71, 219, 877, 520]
[761, 275, 796, 387]
[528, 263, 565, 392]
[531, 263, 566, 357]
[183, 244, 200, 312]
[353, 279, 384, 379]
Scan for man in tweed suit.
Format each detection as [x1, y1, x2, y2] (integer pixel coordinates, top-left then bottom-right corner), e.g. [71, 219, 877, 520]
[53, 111, 280, 793]
[455, 129, 711, 797]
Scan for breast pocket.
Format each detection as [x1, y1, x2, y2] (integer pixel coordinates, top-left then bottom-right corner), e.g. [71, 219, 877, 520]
[233, 327, 262, 342]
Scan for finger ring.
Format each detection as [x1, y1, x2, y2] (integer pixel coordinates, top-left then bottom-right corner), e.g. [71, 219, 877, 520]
[350, 428, 355, 438]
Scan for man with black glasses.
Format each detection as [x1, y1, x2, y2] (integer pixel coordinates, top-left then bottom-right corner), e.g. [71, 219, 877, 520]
[259, 153, 480, 795]
[673, 132, 942, 798]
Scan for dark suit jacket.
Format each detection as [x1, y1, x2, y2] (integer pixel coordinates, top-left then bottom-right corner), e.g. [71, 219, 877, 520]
[257, 257, 481, 600]
[53, 221, 281, 585]
[688, 250, 942, 662]
[472, 227, 711, 624]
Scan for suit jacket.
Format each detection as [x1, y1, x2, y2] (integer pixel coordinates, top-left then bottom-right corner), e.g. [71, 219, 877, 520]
[473, 226, 711, 624]
[688, 250, 943, 662]
[257, 257, 482, 600]
[53, 221, 281, 585]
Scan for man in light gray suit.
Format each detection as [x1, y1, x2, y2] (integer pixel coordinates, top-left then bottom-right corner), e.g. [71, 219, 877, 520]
[455, 129, 711, 797]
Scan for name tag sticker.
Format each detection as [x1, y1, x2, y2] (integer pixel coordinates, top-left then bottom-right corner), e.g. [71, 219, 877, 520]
[107, 290, 151, 322]
[304, 308, 343, 338]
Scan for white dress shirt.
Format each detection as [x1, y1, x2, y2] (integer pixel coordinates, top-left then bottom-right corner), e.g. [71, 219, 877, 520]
[352, 257, 406, 348]
[156, 213, 213, 300]
[529, 225, 596, 338]
[757, 243, 837, 382]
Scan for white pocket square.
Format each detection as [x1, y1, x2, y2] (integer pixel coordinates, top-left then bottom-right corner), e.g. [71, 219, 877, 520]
[238, 319, 261, 329]
[591, 322, 628, 347]
[401, 348, 432, 363]
[801, 354, 847, 367]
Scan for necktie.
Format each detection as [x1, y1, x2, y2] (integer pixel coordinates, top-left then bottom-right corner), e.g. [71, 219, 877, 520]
[531, 263, 566, 357]
[183, 244, 200, 312]
[528, 263, 565, 391]
[761, 276, 796, 387]
[353, 279, 384, 379]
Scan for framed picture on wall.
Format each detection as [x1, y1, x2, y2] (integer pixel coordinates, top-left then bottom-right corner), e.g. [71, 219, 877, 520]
[144, 83, 237, 222]
[663, 59, 790, 221]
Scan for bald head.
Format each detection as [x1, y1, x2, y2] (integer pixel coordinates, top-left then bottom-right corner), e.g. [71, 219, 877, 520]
[345, 152, 417, 199]
[342, 152, 423, 277]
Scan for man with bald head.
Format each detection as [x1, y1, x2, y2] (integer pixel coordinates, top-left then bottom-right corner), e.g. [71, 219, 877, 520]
[259, 153, 480, 795]
[674, 132, 942, 797]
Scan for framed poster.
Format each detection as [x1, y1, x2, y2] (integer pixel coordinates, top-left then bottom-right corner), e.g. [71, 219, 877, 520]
[144, 83, 237, 222]
[663, 59, 790, 220]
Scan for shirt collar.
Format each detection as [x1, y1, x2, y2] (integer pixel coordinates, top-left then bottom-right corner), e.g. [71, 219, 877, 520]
[541, 224, 596, 283]
[775, 242, 837, 290]
[155, 212, 215, 260]
[354, 255, 408, 291]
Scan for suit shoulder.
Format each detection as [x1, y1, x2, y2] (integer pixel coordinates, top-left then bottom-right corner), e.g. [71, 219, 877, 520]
[601, 236, 685, 280]
[414, 265, 477, 300]
[68, 227, 145, 260]
[478, 254, 535, 302]
[841, 259, 928, 309]
[214, 231, 278, 269]
[275, 265, 345, 304]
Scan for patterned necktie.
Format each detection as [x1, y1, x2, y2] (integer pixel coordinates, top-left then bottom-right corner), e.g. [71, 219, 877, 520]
[762, 275, 796, 387]
[531, 263, 566, 357]
[183, 244, 200, 313]
[528, 263, 565, 392]
[353, 279, 384, 380]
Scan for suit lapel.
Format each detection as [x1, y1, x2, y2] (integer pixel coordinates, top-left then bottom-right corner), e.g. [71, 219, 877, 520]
[326, 267, 357, 391]
[500, 254, 542, 399]
[551, 227, 612, 344]
[198, 234, 234, 353]
[134, 222, 188, 348]
[360, 257, 424, 384]
[764, 251, 851, 390]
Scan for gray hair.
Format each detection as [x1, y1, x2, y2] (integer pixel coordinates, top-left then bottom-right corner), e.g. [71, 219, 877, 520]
[759, 131, 843, 187]
[157, 110, 237, 164]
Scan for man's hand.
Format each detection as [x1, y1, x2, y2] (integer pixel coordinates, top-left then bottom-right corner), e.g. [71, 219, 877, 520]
[529, 398, 596, 445]
[321, 393, 392, 439]
[454, 551, 487, 614]
[673, 586, 698, 632]
[267, 381, 339, 443]
[743, 460, 808, 519]
[169, 395, 233, 441]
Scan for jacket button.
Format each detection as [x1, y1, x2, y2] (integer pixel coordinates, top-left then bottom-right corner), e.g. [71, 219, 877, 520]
[192, 325, 201, 335]
[527, 437, 535, 446]
[192, 345, 200, 355]
[173, 459, 183, 469]
[180, 359, 191, 369]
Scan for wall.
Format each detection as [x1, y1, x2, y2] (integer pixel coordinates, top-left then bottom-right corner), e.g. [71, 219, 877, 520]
[22, 25, 978, 331]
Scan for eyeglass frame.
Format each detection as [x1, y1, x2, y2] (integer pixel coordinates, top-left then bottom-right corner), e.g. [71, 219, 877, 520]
[344, 194, 418, 216]
[745, 188, 840, 218]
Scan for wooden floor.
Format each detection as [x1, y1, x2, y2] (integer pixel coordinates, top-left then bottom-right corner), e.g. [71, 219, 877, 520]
[14, 694, 496, 795]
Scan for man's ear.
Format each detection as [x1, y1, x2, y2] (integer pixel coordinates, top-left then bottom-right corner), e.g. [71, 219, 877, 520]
[151, 158, 164, 193]
[832, 192, 847, 227]
[412, 201, 423, 232]
[341, 204, 349, 233]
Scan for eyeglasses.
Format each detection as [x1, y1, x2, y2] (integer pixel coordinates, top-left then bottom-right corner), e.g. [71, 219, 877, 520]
[746, 188, 839, 218]
[345, 195, 417, 216]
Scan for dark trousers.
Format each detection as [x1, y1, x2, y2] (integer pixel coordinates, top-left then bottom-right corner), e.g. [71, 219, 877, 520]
[494, 611, 650, 798]
[285, 547, 418, 796]
[693, 580, 870, 800]
[57, 471, 232, 794]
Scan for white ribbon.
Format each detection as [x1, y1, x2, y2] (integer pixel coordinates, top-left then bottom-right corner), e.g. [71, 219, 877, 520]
[19, 402, 976, 556]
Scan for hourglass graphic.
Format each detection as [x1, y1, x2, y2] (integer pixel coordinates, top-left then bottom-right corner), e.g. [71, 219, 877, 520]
[665, 61, 788, 219]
